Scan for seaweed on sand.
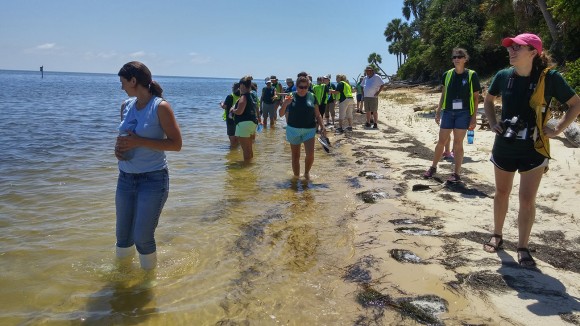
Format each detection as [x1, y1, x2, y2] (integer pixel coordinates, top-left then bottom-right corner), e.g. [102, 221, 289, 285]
[356, 284, 446, 325]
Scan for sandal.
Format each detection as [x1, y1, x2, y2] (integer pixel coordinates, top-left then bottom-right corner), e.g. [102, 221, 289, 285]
[447, 173, 461, 183]
[483, 234, 503, 253]
[517, 248, 536, 267]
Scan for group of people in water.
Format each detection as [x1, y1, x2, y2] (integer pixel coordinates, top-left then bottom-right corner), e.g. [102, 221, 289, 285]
[113, 32, 579, 271]
[218, 70, 385, 175]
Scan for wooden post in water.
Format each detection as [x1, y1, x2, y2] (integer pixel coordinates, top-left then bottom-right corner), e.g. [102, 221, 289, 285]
[40, 66, 44, 79]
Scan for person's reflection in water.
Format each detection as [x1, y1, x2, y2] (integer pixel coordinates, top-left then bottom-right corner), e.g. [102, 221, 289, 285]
[84, 269, 157, 325]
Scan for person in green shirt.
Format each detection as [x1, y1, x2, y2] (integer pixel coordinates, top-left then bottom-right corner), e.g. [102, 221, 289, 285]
[482, 33, 580, 267]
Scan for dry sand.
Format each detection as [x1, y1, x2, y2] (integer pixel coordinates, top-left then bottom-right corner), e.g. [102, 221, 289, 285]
[331, 86, 580, 325]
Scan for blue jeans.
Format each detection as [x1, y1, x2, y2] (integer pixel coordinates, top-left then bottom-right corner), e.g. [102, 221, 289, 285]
[115, 169, 169, 255]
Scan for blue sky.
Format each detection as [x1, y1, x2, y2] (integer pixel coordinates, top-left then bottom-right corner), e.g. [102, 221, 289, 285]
[0, 0, 405, 80]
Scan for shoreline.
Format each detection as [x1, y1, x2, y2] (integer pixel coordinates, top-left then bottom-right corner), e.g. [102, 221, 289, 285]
[332, 87, 580, 325]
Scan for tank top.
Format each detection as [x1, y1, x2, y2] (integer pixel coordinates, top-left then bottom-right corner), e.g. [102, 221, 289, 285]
[286, 91, 317, 129]
[234, 93, 258, 124]
[118, 96, 167, 173]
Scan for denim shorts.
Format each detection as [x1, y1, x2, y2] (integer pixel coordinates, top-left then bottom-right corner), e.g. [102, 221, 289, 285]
[115, 169, 169, 255]
[286, 126, 316, 145]
[440, 109, 470, 129]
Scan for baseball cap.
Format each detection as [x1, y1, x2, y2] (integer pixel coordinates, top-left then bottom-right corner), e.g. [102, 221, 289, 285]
[501, 33, 542, 54]
[323, 74, 331, 80]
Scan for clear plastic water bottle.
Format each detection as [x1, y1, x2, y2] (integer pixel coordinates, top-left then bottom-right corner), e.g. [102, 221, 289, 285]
[467, 129, 475, 144]
[119, 119, 137, 160]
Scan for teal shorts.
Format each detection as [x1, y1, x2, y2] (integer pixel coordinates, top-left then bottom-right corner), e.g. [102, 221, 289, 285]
[286, 126, 316, 145]
[235, 121, 257, 138]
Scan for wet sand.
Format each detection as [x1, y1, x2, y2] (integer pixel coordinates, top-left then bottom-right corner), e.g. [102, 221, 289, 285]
[330, 87, 580, 325]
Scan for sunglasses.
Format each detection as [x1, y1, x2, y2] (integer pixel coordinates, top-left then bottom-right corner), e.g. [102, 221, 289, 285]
[452, 55, 465, 59]
[508, 44, 533, 52]
[297, 85, 308, 90]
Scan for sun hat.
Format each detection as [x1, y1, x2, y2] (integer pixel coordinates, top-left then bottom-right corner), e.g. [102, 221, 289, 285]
[501, 33, 542, 54]
[285, 77, 293, 82]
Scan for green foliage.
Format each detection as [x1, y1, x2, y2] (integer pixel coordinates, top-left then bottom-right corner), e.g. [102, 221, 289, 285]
[381, 0, 578, 81]
[563, 58, 580, 94]
[548, 0, 580, 61]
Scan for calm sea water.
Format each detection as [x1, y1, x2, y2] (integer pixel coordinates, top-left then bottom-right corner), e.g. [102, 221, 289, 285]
[0, 70, 362, 325]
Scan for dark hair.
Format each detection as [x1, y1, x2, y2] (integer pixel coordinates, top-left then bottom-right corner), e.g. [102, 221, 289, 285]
[239, 76, 252, 88]
[532, 51, 555, 76]
[452, 47, 469, 62]
[118, 61, 163, 97]
[296, 71, 308, 78]
[296, 76, 309, 86]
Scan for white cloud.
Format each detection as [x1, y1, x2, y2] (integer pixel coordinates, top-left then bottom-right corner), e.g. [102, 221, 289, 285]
[130, 51, 146, 58]
[189, 52, 211, 64]
[37, 43, 57, 50]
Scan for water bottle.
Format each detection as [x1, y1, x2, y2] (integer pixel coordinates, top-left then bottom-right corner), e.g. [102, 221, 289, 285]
[256, 123, 263, 133]
[467, 129, 474, 144]
[119, 119, 137, 160]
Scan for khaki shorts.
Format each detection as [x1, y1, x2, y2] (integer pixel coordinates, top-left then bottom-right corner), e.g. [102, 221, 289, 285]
[364, 97, 379, 113]
[338, 98, 355, 120]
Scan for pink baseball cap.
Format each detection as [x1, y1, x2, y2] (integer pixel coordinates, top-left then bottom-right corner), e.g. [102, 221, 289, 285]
[502, 33, 542, 54]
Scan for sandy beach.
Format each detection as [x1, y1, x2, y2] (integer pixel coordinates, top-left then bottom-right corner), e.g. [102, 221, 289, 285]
[331, 86, 580, 325]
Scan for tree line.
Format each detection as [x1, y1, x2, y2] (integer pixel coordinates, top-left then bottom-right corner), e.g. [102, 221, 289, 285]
[377, 0, 579, 84]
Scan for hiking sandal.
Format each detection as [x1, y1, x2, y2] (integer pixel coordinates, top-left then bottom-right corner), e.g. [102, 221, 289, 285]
[517, 248, 536, 267]
[483, 234, 504, 253]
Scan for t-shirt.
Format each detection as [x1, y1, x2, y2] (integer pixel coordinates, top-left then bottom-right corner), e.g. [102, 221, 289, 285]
[286, 91, 319, 128]
[362, 74, 384, 98]
[441, 69, 481, 111]
[261, 86, 276, 104]
[488, 67, 576, 157]
[223, 94, 236, 123]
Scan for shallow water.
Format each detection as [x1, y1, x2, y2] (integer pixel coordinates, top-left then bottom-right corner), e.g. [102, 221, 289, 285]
[0, 70, 362, 324]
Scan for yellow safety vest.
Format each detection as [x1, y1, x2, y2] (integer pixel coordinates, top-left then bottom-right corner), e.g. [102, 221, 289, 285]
[341, 81, 353, 98]
[222, 93, 240, 121]
[442, 69, 475, 115]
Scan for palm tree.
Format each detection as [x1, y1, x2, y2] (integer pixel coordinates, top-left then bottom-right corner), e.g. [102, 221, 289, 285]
[402, 0, 428, 21]
[367, 53, 390, 78]
[385, 19, 404, 68]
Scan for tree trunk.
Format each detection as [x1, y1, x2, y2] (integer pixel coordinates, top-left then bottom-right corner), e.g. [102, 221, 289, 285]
[536, 0, 559, 49]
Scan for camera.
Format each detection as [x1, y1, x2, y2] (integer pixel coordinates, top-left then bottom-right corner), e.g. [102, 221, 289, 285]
[500, 116, 527, 140]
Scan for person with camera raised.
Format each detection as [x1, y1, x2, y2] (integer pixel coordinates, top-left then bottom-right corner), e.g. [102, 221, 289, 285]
[482, 33, 580, 267]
